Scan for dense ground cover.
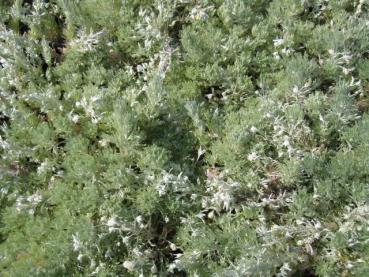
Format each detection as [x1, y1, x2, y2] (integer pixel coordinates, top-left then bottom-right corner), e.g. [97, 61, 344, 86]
[1, 0, 369, 276]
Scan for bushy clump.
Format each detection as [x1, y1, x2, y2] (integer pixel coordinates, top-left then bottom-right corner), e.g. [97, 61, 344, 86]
[1, 0, 369, 276]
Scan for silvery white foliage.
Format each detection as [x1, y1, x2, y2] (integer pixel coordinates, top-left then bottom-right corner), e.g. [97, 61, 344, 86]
[273, 38, 285, 47]
[270, 116, 297, 158]
[135, 1, 176, 49]
[273, 51, 281, 60]
[136, 7, 156, 33]
[337, 205, 369, 249]
[149, 41, 175, 117]
[41, 38, 52, 65]
[75, 93, 105, 124]
[106, 217, 123, 233]
[157, 40, 174, 81]
[0, 135, 9, 150]
[277, 262, 292, 277]
[273, 37, 295, 59]
[100, 215, 133, 234]
[135, 215, 146, 229]
[9, 0, 23, 20]
[69, 29, 106, 53]
[247, 151, 260, 162]
[90, 262, 107, 276]
[15, 193, 43, 214]
[32, 0, 47, 14]
[121, 246, 156, 275]
[156, 1, 178, 30]
[145, 40, 174, 116]
[189, 4, 214, 22]
[123, 260, 136, 271]
[68, 112, 80, 123]
[291, 81, 312, 100]
[328, 49, 353, 65]
[130, 39, 174, 118]
[21, 88, 58, 115]
[167, 258, 183, 273]
[341, 204, 369, 224]
[327, 49, 355, 75]
[202, 171, 240, 212]
[0, 27, 25, 76]
[280, 47, 295, 56]
[257, 218, 325, 257]
[72, 233, 92, 266]
[177, 250, 201, 273]
[259, 98, 311, 159]
[294, 205, 369, 272]
[251, 191, 293, 210]
[356, 0, 369, 14]
[154, 170, 191, 197]
[72, 234, 83, 251]
[37, 159, 53, 176]
[214, 253, 282, 277]
[31, 0, 48, 24]
[135, 1, 182, 41]
[0, 26, 43, 99]
[134, 42, 172, 83]
[135, 7, 161, 40]
[250, 126, 258, 133]
[214, 217, 325, 276]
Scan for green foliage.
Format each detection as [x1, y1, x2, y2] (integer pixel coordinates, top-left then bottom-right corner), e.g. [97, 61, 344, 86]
[1, 0, 369, 276]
